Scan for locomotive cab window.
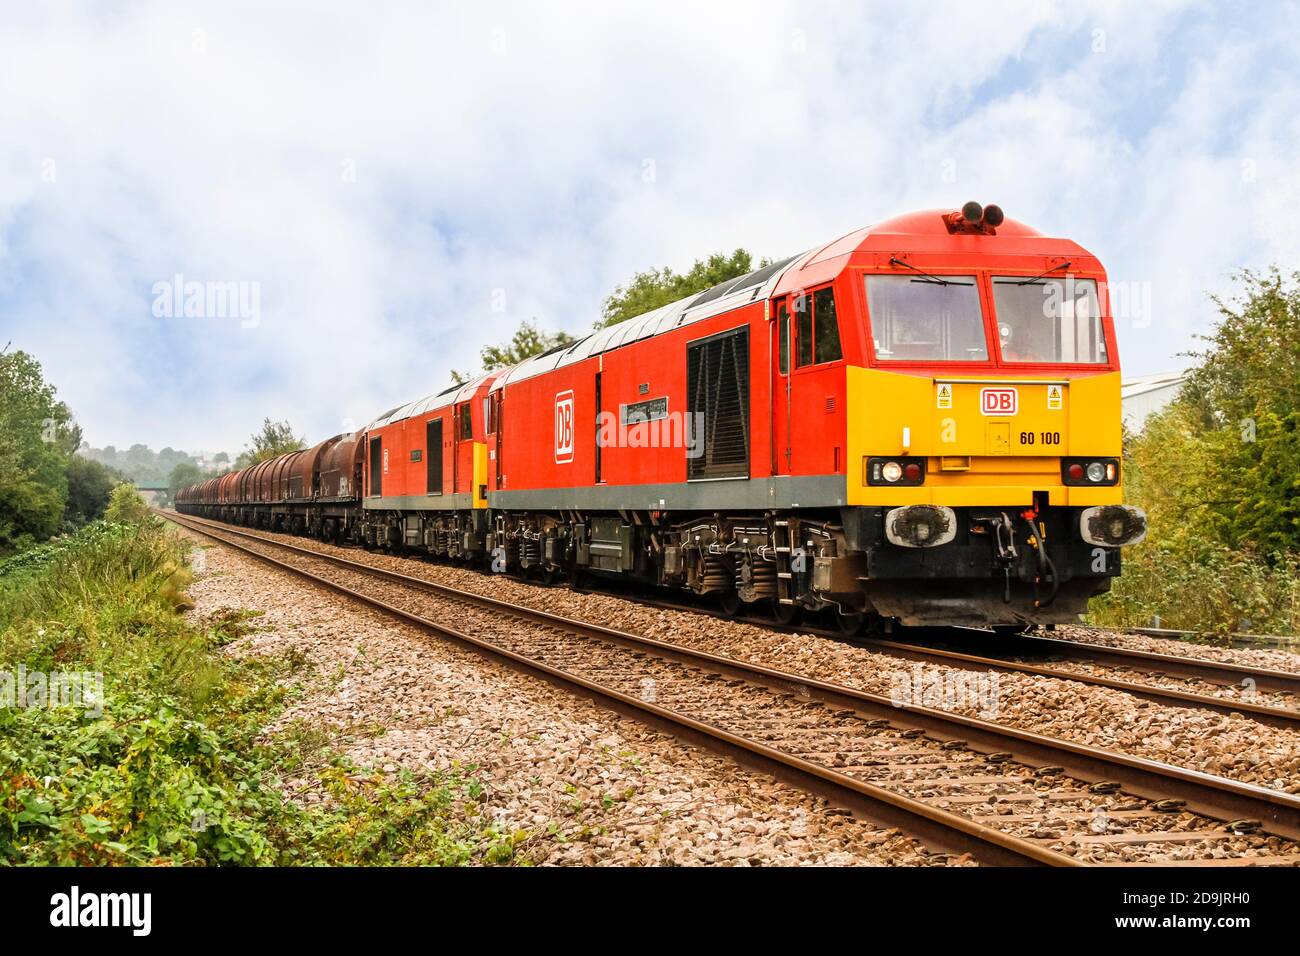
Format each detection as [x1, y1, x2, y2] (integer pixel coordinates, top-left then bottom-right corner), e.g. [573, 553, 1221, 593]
[865, 274, 987, 362]
[456, 403, 473, 440]
[992, 276, 1106, 364]
[793, 286, 842, 369]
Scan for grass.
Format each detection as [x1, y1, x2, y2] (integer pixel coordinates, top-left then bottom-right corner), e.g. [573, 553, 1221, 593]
[0, 510, 527, 866]
[1087, 544, 1300, 637]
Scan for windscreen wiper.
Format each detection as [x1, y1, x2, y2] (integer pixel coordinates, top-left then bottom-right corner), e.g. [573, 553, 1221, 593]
[1005, 261, 1072, 286]
[888, 257, 968, 286]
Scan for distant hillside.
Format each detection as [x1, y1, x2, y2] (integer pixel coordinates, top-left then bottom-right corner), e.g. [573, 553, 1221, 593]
[79, 443, 231, 484]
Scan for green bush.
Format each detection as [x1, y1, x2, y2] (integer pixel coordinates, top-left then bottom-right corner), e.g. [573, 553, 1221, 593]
[103, 483, 154, 526]
[63, 455, 119, 528]
[1, 516, 523, 866]
[1089, 268, 1300, 635]
[1089, 545, 1300, 635]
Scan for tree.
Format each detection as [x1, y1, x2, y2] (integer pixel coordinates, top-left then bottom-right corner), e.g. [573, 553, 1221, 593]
[234, 419, 306, 469]
[1181, 267, 1300, 431]
[80, 444, 227, 483]
[451, 320, 576, 385]
[0, 350, 75, 553]
[1175, 268, 1300, 552]
[168, 461, 204, 502]
[104, 483, 153, 525]
[64, 455, 119, 526]
[1093, 267, 1300, 632]
[599, 248, 769, 327]
[447, 248, 769, 386]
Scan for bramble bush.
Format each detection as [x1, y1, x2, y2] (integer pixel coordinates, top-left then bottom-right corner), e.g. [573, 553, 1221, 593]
[0, 514, 523, 866]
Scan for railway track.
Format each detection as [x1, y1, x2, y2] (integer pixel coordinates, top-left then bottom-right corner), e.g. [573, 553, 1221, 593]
[602, 593, 1300, 730]
[167, 511, 1300, 867]
[857, 635, 1300, 731]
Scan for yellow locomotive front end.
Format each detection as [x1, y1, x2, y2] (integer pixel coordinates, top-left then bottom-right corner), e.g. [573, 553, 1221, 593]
[814, 206, 1147, 629]
[842, 366, 1144, 628]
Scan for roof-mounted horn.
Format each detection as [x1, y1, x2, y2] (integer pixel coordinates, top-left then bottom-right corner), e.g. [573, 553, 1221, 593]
[943, 201, 1003, 235]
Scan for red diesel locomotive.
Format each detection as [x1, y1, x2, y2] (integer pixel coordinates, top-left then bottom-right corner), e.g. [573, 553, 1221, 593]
[177, 203, 1147, 632]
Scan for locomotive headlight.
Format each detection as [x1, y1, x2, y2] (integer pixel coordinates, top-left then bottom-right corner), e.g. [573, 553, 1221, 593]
[867, 456, 926, 486]
[1086, 462, 1106, 483]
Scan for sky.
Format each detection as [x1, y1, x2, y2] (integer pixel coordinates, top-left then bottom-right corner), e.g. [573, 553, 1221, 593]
[2, 0, 1298, 456]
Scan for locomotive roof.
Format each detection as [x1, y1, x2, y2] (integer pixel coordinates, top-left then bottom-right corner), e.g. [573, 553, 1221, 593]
[365, 207, 1091, 428]
[496, 250, 806, 389]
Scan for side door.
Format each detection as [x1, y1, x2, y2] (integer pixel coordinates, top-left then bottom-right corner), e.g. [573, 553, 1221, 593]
[368, 434, 383, 497]
[453, 402, 474, 496]
[788, 284, 845, 476]
[426, 416, 443, 495]
[771, 296, 793, 475]
[489, 391, 503, 490]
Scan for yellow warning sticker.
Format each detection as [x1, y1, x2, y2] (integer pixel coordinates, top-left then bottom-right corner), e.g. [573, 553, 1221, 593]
[936, 383, 953, 409]
[1047, 384, 1063, 410]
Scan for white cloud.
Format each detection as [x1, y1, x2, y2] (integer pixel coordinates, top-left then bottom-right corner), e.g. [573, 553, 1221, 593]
[0, 1, 1296, 453]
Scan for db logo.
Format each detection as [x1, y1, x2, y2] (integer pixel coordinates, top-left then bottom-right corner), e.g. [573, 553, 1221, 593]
[980, 387, 1018, 416]
[554, 390, 575, 463]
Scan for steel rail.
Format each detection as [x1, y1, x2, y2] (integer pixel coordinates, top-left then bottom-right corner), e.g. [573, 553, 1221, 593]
[166, 511, 1300, 856]
[997, 632, 1300, 697]
[165, 511, 1073, 865]
[580, 591, 1300, 730]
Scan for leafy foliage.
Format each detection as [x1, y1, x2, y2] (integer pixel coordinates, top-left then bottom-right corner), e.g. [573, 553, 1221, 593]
[168, 460, 205, 503]
[599, 248, 769, 327]
[451, 320, 576, 385]
[63, 455, 119, 526]
[0, 515, 523, 866]
[104, 483, 155, 525]
[80, 443, 217, 486]
[447, 247, 769, 385]
[0, 350, 76, 554]
[233, 419, 305, 469]
[1090, 268, 1300, 634]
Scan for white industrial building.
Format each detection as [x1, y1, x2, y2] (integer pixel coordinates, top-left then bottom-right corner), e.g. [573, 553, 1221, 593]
[1121, 371, 1186, 432]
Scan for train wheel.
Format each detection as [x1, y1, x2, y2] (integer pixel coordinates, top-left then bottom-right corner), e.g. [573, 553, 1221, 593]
[770, 599, 802, 626]
[717, 590, 743, 617]
[835, 608, 866, 636]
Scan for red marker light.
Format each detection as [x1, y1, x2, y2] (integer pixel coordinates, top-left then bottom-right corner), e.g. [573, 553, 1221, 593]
[904, 462, 922, 481]
[1067, 463, 1084, 481]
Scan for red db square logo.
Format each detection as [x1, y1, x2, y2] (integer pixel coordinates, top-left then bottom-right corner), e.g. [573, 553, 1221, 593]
[980, 387, 1018, 416]
[554, 391, 575, 463]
